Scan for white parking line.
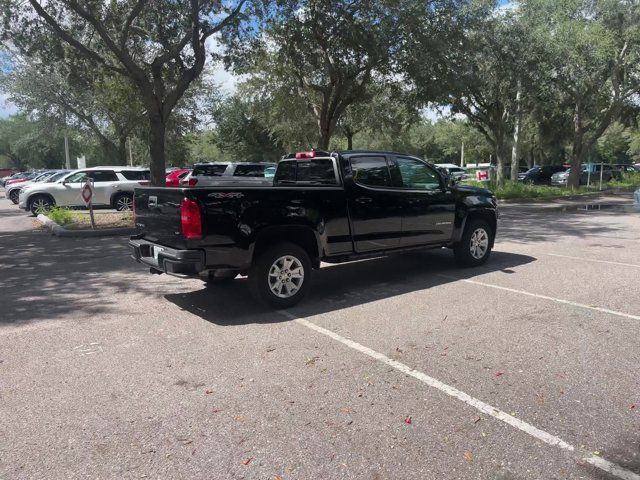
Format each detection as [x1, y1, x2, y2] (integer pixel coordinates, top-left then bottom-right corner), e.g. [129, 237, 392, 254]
[436, 274, 640, 321]
[541, 252, 640, 269]
[281, 311, 640, 480]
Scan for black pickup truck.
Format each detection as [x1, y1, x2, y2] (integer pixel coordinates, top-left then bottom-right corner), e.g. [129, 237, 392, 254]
[130, 150, 498, 307]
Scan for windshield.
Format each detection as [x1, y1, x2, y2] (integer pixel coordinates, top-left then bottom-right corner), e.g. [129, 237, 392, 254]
[48, 171, 68, 182]
[32, 173, 50, 182]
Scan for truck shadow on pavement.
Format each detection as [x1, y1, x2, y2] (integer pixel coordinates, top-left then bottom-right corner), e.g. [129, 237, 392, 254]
[165, 249, 536, 326]
[498, 207, 637, 243]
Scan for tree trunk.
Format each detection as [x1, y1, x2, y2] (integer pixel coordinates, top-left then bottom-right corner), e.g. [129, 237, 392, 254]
[118, 136, 128, 165]
[346, 132, 353, 150]
[318, 126, 331, 150]
[148, 114, 167, 187]
[568, 103, 584, 188]
[510, 86, 522, 182]
[494, 131, 507, 185]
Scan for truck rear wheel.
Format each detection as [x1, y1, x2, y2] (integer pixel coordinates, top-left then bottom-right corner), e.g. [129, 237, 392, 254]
[249, 242, 311, 308]
[454, 219, 493, 267]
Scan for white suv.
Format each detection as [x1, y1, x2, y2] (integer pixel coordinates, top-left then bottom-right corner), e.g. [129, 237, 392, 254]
[19, 166, 149, 215]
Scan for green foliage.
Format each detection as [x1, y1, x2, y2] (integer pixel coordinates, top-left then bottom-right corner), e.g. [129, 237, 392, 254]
[522, 0, 640, 185]
[609, 172, 640, 189]
[46, 207, 77, 226]
[1, 0, 246, 184]
[597, 122, 630, 164]
[211, 95, 285, 161]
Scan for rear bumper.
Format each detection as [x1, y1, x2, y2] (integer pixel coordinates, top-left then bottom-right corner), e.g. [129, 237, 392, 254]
[129, 238, 205, 278]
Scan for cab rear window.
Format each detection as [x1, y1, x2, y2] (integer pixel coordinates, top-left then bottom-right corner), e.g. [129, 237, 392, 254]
[274, 159, 337, 185]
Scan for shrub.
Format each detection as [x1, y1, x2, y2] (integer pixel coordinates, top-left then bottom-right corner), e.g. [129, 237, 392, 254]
[609, 171, 640, 188]
[47, 207, 77, 226]
[462, 180, 595, 200]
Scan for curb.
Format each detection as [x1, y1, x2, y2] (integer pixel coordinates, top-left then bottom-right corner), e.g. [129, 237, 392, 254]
[498, 189, 634, 206]
[36, 214, 135, 237]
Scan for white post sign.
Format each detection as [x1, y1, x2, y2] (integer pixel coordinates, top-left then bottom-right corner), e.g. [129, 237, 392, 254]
[77, 155, 86, 169]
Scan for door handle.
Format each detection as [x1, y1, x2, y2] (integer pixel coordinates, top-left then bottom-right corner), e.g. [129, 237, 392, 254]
[355, 197, 372, 205]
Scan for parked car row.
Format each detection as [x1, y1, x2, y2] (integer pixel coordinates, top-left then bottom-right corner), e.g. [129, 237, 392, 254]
[3, 162, 281, 215]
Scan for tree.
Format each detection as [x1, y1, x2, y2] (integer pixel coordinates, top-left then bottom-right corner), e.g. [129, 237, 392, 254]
[211, 94, 285, 161]
[337, 84, 420, 150]
[597, 122, 630, 164]
[0, 114, 77, 169]
[437, 8, 529, 184]
[433, 120, 492, 165]
[523, 0, 640, 187]
[1, 56, 144, 165]
[236, 0, 396, 150]
[2, 0, 246, 185]
[228, 0, 458, 150]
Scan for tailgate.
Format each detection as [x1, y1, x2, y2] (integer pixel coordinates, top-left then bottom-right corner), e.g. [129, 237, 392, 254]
[133, 187, 187, 248]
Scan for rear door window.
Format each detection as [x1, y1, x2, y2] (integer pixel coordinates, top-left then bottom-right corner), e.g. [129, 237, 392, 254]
[88, 170, 119, 182]
[193, 164, 229, 176]
[350, 156, 392, 187]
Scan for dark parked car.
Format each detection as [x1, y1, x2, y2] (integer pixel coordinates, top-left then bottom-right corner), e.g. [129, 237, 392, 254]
[551, 164, 616, 186]
[518, 165, 567, 185]
[130, 150, 498, 307]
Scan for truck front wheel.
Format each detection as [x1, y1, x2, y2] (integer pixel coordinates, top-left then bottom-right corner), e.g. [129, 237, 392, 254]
[249, 242, 312, 308]
[454, 219, 493, 267]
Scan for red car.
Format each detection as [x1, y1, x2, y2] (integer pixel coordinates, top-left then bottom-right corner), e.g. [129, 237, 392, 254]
[5, 173, 37, 186]
[165, 168, 191, 187]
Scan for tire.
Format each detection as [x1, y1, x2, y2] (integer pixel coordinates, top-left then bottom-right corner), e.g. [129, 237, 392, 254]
[114, 193, 133, 212]
[29, 195, 55, 216]
[248, 242, 312, 308]
[8, 189, 19, 204]
[454, 219, 493, 267]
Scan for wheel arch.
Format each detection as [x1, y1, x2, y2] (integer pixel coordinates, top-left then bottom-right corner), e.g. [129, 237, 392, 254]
[251, 225, 321, 268]
[110, 190, 133, 208]
[27, 191, 56, 207]
[455, 208, 497, 247]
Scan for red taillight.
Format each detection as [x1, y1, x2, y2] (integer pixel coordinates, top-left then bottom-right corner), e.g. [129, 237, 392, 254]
[180, 198, 202, 239]
[188, 177, 198, 186]
[295, 151, 316, 160]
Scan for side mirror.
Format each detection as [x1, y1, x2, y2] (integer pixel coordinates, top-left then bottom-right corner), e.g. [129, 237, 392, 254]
[448, 175, 458, 187]
[62, 180, 67, 186]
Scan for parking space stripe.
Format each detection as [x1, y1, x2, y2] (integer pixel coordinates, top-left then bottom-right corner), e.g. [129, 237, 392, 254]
[540, 252, 640, 269]
[436, 274, 640, 321]
[281, 311, 640, 480]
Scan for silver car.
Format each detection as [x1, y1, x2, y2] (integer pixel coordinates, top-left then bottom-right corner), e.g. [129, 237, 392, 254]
[184, 162, 277, 186]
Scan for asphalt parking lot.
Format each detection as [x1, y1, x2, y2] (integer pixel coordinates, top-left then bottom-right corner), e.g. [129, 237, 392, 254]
[1, 192, 639, 480]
